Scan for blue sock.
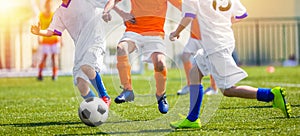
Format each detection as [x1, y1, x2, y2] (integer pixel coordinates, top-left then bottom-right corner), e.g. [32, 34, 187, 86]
[187, 84, 204, 122]
[82, 89, 96, 99]
[257, 88, 274, 102]
[90, 72, 109, 98]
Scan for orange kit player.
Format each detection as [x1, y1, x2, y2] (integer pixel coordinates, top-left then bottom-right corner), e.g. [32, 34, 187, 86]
[37, 0, 61, 81]
[103, 0, 181, 114]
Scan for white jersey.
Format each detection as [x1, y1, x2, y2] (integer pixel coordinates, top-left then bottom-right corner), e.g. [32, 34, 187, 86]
[48, 0, 108, 84]
[182, 0, 247, 55]
[48, 0, 107, 62]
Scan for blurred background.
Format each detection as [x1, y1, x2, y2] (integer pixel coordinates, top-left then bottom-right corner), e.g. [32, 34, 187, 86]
[0, 0, 299, 77]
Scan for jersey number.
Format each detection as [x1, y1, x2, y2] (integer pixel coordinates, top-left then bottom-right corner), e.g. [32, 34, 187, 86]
[213, 0, 232, 11]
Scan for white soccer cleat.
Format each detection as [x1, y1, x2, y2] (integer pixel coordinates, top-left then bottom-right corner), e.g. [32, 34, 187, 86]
[204, 87, 218, 95]
[177, 85, 189, 95]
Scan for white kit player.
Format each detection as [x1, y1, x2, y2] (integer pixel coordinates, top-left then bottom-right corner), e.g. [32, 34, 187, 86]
[169, 0, 291, 129]
[31, 0, 118, 107]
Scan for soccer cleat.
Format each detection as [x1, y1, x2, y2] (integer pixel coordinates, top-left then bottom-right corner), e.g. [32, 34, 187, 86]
[114, 87, 134, 104]
[52, 75, 57, 81]
[177, 85, 189, 95]
[158, 94, 169, 114]
[101, 96, 111, 108]
[170, 118, 201, 129]
[203, 87, 218, 95]
[271, 87, 292, 118]
[37, 75, 43, 81]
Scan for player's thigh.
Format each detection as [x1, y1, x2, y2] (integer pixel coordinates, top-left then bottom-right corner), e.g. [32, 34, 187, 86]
[208, 49, 247, 89]
[41, 45, 51, 54]
[151, 52, 166, 70]
[118, 40, 137, 54]
[50, 43, 60, 54]
[141, 36, 166, 63]
[189, 64, 203, 84]
[183, 38, 201, 54]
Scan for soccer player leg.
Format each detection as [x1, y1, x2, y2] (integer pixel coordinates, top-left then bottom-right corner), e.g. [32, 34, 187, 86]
[115, 41, 136, 103]
[151, 52, 168, 114]
[177, 52, 192, 95]
[51, 44, 59, 80]
[38, 48, 48, 80]
[116, 41, 135, 90]
[80, 65, 110, 104]
[170, 64, 202, 129]
[214, 48, 291, 118]
[77, 77, 96, 99]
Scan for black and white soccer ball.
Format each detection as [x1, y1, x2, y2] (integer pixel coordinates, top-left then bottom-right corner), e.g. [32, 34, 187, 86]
[78, 97, 109, 127]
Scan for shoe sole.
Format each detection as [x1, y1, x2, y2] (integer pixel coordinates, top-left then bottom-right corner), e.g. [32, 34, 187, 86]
[170, 124, 201, 129]
[114, 99, 134, 104]
[273, 88, 292, 118]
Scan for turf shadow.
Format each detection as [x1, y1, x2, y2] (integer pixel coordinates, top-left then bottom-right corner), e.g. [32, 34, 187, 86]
[60, 128, 172, 135]
[219, 105, 272, 110]
[0, 121, 82, 127]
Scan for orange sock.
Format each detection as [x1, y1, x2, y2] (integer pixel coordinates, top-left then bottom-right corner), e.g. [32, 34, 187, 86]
[117, 56, 132, 90]
[38, 62, 46, 76]
[154, 67, 167, 96]
[183, 61, 192, 86]
[53, 67, 58, 77]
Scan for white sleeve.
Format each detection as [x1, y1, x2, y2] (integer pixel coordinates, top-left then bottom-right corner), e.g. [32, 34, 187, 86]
[48, 10, 65, 36]
[232, 0, 247, 19]
[182, 0, 198, 18]
[87, 0, 108, 8]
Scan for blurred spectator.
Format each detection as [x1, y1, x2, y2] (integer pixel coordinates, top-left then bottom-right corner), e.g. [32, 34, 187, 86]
[283, 54, 298, 67]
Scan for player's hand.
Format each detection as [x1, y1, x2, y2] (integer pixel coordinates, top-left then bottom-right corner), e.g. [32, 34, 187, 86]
[169, 32, 180, 41]
[121, 12, 136, 24]
[31, 24, 40, 35]
[102, 12, 112, 22]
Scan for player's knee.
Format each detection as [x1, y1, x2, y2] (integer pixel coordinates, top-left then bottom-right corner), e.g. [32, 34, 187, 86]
[181, 53, 191, 62]
[189, 66, 202, 84]
[117, 43, 128, 56]
[154, 61, 165, 72]
[222, 88, 234, 97]
[80, 65, 95, 78]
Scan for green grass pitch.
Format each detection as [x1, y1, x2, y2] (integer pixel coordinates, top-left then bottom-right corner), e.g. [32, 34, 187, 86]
[0, 66, 299, 135]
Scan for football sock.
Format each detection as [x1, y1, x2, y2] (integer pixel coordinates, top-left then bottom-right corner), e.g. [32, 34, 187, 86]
[257, 88, 274, 102]
[183, 61, 192, 85]
[52, 67, 58, 77]
[117, 56, 132, 90]
[82, 89, 96, 99]
[38, 61, 46, 76]
[187, 84, 204, 122]
[154, 67, 167, 95]
[90, 72, 109, 98]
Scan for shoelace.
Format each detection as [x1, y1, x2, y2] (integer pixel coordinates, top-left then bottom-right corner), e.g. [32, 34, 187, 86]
[119, 86, 132, 98]
[159, 95, 167, 104]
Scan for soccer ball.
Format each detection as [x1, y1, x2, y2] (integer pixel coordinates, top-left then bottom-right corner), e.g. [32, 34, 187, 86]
[78, 97, 109, 127]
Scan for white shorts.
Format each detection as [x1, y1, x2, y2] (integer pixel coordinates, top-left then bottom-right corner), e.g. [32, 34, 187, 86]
[183, 38, 201, 55]
[40, 43, 60, 54]
[73, 46, 104, 85]
[194, 47, 248, 89]
[119, 31, 166, 63]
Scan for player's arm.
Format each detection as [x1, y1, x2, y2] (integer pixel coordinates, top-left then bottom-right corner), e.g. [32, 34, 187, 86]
[112, 6, 135, 24]
[102, 0, 121, 22]
[31, 24, 55, 37]
[231, 12, 248, 24]
[169, 15, 193, 41]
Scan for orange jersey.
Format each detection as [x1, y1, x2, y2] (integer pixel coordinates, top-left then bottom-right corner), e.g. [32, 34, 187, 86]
[190, 18, 201, 40]
[39, 12, 59, 45]
[125, 0, 181, 37]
